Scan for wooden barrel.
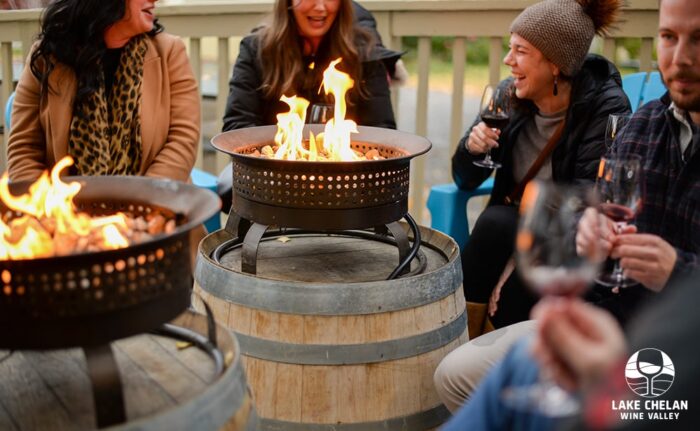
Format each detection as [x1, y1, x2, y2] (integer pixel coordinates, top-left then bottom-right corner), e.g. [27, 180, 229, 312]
[0, 311, 257, 431]
[195, 225, 467, 430]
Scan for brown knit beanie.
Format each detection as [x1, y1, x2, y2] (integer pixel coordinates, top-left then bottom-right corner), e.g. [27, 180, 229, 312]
[510, 0, 622, 76]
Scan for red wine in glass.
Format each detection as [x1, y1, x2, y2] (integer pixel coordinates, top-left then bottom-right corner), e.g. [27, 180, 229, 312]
[473, 85, 510, 169]
[599, 202, 637, 223]
[481, 113, 510, 131]
[595, 155, 643, 288]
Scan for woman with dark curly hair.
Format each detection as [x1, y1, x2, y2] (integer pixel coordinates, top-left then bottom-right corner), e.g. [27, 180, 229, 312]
[222, 0, 399, 131]
[8, 0, 200, 182]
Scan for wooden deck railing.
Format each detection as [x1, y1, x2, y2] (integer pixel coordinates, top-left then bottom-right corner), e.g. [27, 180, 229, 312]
[0, 0, 659, 222]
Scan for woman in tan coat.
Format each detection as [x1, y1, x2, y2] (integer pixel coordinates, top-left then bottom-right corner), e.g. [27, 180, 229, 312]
[8, 0, 199, 183]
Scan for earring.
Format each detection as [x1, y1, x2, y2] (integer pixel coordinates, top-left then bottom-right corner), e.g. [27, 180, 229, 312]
[553, 75, 559, 96]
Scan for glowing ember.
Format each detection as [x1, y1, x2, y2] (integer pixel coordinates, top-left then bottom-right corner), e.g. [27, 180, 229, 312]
[0, 157, 172, 260]
[266, 58, 384, 162]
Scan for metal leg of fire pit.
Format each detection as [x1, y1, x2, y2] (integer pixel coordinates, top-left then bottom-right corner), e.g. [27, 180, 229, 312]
[241, 222, 269, 275]
[84, 344, 126, 428]
[385, 221, 411, 277]
[224, 211, 252, 239]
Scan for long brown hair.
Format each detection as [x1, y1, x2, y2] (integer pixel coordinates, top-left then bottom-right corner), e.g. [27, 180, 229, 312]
[258, 0, 372, 100]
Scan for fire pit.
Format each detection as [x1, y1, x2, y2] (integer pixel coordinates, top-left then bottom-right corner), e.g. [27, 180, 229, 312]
[211, 125, 431, 277]
[0, 175, 219, 350]
[212, 124, 430, 230]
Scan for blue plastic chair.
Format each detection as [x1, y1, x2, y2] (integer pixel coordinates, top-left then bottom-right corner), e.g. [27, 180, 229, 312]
[622, 72, 647, 112]
[623, 71, 667, 112]
[642, 71, 666, 107]
[4, 91, 221, 232]
[426, 177, 493, 250]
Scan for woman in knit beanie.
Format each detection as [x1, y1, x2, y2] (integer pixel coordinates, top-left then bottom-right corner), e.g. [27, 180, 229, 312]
[436, 0, 632, 412]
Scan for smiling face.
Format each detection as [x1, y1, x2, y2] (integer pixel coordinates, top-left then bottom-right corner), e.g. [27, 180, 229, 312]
[657, 0, 700, 113]
[503, 33, 559, 105]
[291, 0, 341, 53]
[104, 0, 157, 48]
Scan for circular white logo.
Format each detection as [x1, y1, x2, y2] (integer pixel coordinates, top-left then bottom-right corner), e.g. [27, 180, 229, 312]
[625, 348, 675, 398]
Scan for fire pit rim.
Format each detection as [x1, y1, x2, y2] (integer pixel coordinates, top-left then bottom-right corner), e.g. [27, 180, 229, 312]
[210, 124, 432, 164]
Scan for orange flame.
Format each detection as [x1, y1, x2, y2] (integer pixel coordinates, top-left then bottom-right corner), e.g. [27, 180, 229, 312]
[273, 58, 359, 161]
[0, 156, 129, 260]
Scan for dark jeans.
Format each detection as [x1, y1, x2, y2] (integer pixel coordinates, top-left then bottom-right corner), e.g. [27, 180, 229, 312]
[461, 205, 538, 328]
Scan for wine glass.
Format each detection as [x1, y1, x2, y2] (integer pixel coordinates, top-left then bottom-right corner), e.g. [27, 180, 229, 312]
[501, 180, 602, 417]
[309, 103, 334, 124]
[604, 113, 632, 155]
[473, 84, 510, 169]
[594, 154, 643, 288]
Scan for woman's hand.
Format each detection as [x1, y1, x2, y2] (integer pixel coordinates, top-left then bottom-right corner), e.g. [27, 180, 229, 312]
[466, 121, 500, 155]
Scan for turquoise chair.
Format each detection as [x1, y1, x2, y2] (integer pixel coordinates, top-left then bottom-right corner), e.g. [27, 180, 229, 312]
[426, 70, 667, 247]
[426, 178, 493, 250]
[623, 71, 667, 112]
[621, 72, 647, 112]
[4, 91, 221, 232]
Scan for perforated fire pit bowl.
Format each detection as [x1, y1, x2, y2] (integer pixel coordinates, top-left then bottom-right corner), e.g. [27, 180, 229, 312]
[0, 176, 220, 350]
[211, 125, 431, 230]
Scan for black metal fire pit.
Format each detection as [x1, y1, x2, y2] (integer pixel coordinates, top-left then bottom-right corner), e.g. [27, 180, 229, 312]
[0, 176, 220, 350]
[211, 125, 431, 230]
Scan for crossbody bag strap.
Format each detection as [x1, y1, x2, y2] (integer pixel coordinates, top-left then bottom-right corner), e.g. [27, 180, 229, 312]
[505, 120, 566, 205]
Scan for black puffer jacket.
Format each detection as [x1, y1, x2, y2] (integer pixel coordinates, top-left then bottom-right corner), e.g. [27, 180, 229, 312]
[222, 27, 398, 131]
[452, 54, 631, 205]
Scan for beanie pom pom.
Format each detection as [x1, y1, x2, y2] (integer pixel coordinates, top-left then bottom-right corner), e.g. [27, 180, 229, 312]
[576, 0, 624, 35]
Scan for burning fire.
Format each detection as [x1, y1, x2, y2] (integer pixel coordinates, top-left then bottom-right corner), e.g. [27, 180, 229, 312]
[271, 58, 377, 162]
[0, 157, 129, 260]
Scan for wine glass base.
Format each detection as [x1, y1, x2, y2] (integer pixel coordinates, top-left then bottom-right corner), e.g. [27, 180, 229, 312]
[501, 383, 580, 418]
[473, 160, 502, 169]
[595, 273, 639, 288]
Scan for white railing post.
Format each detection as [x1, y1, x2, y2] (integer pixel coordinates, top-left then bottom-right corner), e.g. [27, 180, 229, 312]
[412, 36, 431, 223]
[1, 41, 13, 172]
[450, 37, 466, 155]
[189, 37, 204, 170]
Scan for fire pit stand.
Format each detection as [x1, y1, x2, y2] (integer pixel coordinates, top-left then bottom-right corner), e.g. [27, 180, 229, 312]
[212, 212, 423, 278]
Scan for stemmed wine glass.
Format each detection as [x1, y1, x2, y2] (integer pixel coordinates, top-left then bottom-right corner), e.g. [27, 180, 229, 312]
[594, 154, 643, 288]
[473, 84, 511, 169]
[604, 113, 632, 155]
[501, 180, 603, 416]
[309, 103, 334, 124]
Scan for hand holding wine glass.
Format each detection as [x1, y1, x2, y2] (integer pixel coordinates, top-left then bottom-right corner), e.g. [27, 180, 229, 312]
[471, 85, 511, 169]
[594, 154, 643, 289]
[501, 180, 603, 416]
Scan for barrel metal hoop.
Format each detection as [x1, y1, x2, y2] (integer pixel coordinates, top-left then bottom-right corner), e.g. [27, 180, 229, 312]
[116, 332, 253, 430]
[258, 403, 450, 431]
[195, 232, 462, 315]
[236, 312, 465, 365]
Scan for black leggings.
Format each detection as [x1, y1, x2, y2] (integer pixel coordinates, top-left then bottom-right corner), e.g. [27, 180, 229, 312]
[461, 205, 538, 328]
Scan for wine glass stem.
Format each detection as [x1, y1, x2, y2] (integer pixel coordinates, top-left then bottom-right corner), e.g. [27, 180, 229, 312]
[612, 221, 627, 286]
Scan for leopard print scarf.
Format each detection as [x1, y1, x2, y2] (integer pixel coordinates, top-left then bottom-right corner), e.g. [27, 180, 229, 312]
[69, 35, 148, 175]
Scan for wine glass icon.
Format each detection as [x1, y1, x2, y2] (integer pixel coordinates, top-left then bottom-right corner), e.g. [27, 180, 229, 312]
[626, 348, 674, 398]
[636, 349, 664, 397]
